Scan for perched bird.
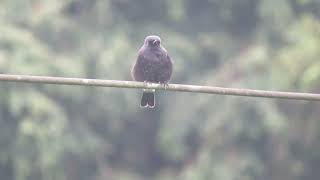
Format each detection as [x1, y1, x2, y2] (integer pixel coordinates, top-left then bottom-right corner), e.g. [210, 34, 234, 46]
[132, 35, 173, 108]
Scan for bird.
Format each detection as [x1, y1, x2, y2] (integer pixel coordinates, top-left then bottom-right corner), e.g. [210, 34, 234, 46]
[131, 35, 173, 108]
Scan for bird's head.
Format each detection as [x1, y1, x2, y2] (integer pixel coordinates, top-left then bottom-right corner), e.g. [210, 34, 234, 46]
[144, 35, 161, 47]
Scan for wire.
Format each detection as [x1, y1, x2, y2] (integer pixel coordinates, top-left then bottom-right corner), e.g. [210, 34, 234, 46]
[0, 74, 319, 101]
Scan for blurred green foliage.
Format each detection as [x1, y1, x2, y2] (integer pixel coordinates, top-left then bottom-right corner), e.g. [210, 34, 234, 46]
[0, 0, 320, 180]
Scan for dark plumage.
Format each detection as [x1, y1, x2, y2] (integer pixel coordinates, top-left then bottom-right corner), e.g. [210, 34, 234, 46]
[132, 35, 173, 108]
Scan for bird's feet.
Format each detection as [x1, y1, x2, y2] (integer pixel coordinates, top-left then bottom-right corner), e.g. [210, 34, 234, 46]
[159, 82, 169, 90]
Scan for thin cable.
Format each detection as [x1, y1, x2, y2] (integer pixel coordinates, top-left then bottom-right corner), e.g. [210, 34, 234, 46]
[0, 74, 319, 101]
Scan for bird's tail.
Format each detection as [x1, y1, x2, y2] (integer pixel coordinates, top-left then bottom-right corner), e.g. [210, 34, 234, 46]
[141, 89, 155, 108]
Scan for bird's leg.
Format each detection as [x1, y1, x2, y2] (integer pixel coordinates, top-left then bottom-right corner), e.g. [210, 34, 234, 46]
[159, 81, 169, 90]
[164, 83, 169, 90]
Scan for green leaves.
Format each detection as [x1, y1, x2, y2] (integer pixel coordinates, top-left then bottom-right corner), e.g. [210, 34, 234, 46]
[1, 0, 320, 180]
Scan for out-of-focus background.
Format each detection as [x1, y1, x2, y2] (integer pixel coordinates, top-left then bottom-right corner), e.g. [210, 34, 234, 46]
[1, 0, 320, 180]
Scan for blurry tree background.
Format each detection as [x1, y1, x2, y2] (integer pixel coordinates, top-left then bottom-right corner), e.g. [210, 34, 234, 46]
[0, 0, 320, 180]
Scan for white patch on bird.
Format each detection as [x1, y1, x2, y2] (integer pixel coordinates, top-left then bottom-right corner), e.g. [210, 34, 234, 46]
[143, 88, 155, 92]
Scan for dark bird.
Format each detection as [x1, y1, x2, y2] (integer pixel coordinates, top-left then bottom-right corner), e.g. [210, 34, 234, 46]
[132, 35, 173, 108]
